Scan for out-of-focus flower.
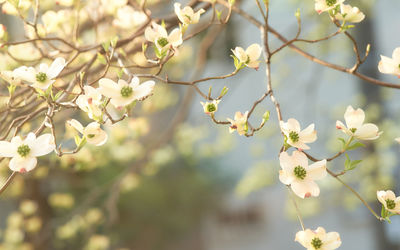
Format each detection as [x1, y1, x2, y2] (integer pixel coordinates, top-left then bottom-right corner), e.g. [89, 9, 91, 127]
[0, 68, 23, 86]
[174, 3, 205, 25]
[280, 118, 317, 150]
[200, 100, 220, 115]
[42, 10, 73, 34]
[378, 47, 400, 77]
[0, 24, 6, 39]
[336, 105, 382, 140]
[227, 111, 248, 136]
[377, 190, 400, 214]
[232, 44, 262, 69]
[76, 86, 103, 120]
[145, 22, 183, 53]
[113, 6, 147, 30]
[334, 4, 365, 23]
[19, 200, 38, 216]
[1, 0, 31, 16]
[0, 133, 55, 173]
[279, 151, 326, 198]
[67, 119, 108, 146]
[295, 227, 341, 249]
[13, 57, 66, 89]
[56, 0, 74, 6]
[98, 77, 155, 108]
[314, 0, 344, 14]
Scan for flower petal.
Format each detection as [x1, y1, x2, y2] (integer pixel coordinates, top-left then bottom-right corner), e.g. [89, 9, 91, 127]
[246, 44, 261, 62]
[307, 159, 327, 180]
[354, 123, 381, 140]
[47, 57, 66, 79]
[67, 119, 84, 134]
[30, 134, 55, 157]
[344, 105, 364, 129]
[291, 180, 320, 198]
[132, 80, 155, 100]
[9, 156, 37, 172]
[0, 141, 16, 157]
[99, 78, 121, 99]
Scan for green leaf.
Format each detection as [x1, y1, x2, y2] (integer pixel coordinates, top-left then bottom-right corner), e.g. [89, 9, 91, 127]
[7, 84, 16, 96]
[262, 111, 270, 123]
[344, 154, 362, 171]
[220, 86, 229, 97]
[337, 137, 346, 147]
[346, 142, 365, 151]
[228, 0, 235, 5]
[102, 41, 110, 52]
[231, 55, 243, 70]
[110, 36, 119, 48]
[53, 91, 63, 101]
[97, 53, 107, 65]
[117, 69, 124, 79]
[216, 10, 222, 20]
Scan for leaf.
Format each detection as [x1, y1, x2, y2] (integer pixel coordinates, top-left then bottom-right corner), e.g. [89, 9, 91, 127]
[7, 84, 16, 96]
[230, 55, 242, 70]
[102, 41, 110, 52]
[220, 86, 229, 97]
[53, 91, 63, 101]
[262, 111, 270, 123]
[347, 142, 365, 151]
[344, 154, 362, 171]
[110, 36, 119, 48]
[337, 137, 346, 148]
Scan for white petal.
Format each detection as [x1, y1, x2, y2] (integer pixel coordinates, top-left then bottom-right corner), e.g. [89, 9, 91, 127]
[245, 44, 262, 62]
[323, 232, 342, 249]
[279, 151, 295, 172]
[129, 76, 140, 88]
[13, 66, 36, 84]
[344, 105, 364, 129]
[168, 28, 182, 47]
[354, 123, 381, 140]
[279, 170, 295, 185]
[47, 57, 66, 79]
[291, 180, 320, 198]
[378, 55, 397, 74]
[9, 156, 37, 173]
[299, 123, 317, 143]
[132, 80, 155, 100]
[286, 118, 301, 132]
[307, 160, 327, 180]
[0, 141, 17, 157]
[67, 119, 84, 134]
[392, 47, 400, 63]
[30, 134, 55, 157]
[99, 78, 121, 98]
[292, 151, 309, 168]
[232, 47, 247, 63]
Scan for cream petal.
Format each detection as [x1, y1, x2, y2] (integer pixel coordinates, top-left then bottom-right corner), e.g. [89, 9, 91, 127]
[129, 76, 140, 88]
[307, 160, 327, 180]
[38, 63, 49, 73]
[168, 28, 183, 47]
[132, 80, 155, 100]
[344, 105, 364, 129]
[292, 151, 309, 168]
[0, 141, 17, 157]
[392, 47, 400, 63]
[246, 44, 262, 62]
[233, 47, 247, 62]
[86, 130, 107, 146]
[14, 66, 36, 83]
[246, 61, 260, 69]
[279, 170, 295, 185]
[144, 25, 158, 43]
[192, 9, 205, 23]
[378, 55, 397, 74]
[354, 123, 381, 140]
[110, 96, 134, 108]
[291, 180, 320, 198]
[47, 57, 66, 79]
[9, 156, 37, 172]
[377, 190, 388, 205]
[286, 118, 301, 132]
[290, 141, 310, 150]
[299, 123, 317, 143]
[99, 78, 121, 98]
[322, 232, 341, 249]
[295, 230, 311, 248]
[279, 151, 295, 172]
[67, 119, 84, 134]
[30, 133, 55, 156]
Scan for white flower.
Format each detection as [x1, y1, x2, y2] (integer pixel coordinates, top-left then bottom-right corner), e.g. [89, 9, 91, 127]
[98, 77, 155, 108]
[377, 190, 400, 214]
[314, 0, 344, 14]
[1, 0, 31, 16]
[232, 44, 262, 69]
[145, 22, 183, 52]
[279, 151, 326, 198]
[174, 3, 205, 25]
[227, 111, 248, 136]
[0, 68, 24, 86]
[280, 118, 317, 150]
[76, 85, 103, 120]
[0, 133, 55, 173]
[67, 119, 108, 146]
[113, 6, 147, 30]
[42, 10, 73, 34]
[378, 47, 400, 77]
[295, 227, 341, 250]
[13, 57, 66, 90]
[336, 105, 382, 140]
[334, 4, 365, 23]
[200, 100, 220, 115]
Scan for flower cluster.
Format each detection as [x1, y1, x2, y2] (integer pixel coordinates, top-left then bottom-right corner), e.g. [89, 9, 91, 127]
[314, 0, 365, 24]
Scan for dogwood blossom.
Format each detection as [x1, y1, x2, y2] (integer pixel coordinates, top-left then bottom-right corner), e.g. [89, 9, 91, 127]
[334, 4, 365, 23]
[200, 100, 220, 115]
[145, 22, 183, 53]
[13, 57, 66, 89]
[232, 44, 262, 69]
[0, 68, 23, 86]
[377, 190, 400, 214]
[295, 227, 341, 250]
[228, 111, 248, 136]
[280, 118, 317, 150]
[0, 133, 55, 173]
[113, 6, 147, 30]
[1, 0, 31, 16]
[279, 151, 327, 198]
[336, 105, 382, 140]
[67, 119, 108, 146]
[42, 10, 73, 34]
[98, 77, 155, 108]
[174, 3, 205, 25]
[76, 86, 103, 120]
[378, 47, 400, 77]
[314, 0, 344, 14]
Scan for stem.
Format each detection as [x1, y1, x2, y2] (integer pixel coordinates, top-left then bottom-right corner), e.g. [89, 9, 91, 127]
[287, 186, 305, 231]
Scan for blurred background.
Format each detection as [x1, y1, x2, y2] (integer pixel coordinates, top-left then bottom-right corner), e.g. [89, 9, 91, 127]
[0, 0, 400, 249]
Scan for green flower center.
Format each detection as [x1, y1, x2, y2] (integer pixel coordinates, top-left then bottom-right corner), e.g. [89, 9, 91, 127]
[206, 103, 216, 113]
[36, 72, 48, 83]
[325, 0, 337, 7]
[398, 64, 400, 69]
[386, 199, 396, 210]
[120, 86, 133, 98]
[157, 38, 169, 48]
[311, 237, 323, 249]
[17, 144, 31, 157]
[350, 128, 357, 133]
[289, 131, 299, 143]
[87, 134, 95, 139]
[293, 165, 307, 180]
